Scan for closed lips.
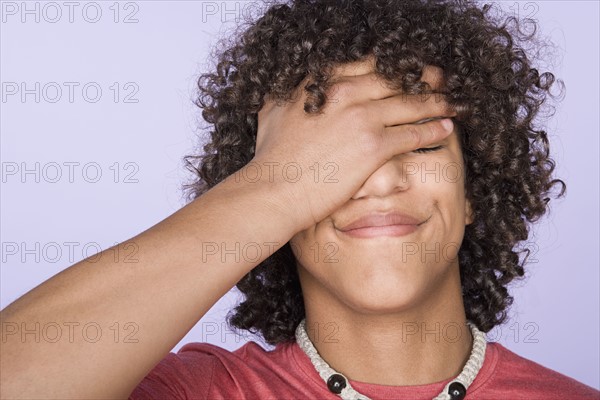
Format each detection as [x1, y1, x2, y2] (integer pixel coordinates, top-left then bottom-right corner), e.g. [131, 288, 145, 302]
[338, 212, 423, 231]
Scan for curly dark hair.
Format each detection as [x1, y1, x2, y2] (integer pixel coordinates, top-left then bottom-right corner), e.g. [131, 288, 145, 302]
[183, 0, 566, 345]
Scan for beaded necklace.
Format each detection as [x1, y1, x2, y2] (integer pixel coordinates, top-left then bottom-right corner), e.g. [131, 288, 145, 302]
[295, 318, 487, 400]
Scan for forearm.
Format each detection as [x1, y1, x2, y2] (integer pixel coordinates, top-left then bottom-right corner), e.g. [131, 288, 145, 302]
[0, 168, 295, 399]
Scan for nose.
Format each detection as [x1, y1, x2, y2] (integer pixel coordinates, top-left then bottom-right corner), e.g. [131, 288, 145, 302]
[351, 156, 413, 199]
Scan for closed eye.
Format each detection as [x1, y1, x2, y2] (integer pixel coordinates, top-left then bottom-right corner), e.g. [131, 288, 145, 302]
[413, 145, 444, 153]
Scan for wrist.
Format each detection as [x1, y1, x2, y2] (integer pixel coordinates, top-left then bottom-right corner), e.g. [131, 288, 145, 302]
[219, 162, 305, 238]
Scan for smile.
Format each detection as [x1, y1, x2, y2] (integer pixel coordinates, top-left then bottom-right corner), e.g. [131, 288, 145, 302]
[339, 223, 421, 238]
[337, 212, 430, 239]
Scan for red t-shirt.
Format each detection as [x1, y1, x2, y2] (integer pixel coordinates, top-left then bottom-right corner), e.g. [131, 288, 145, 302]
[129, 340, 599, 399]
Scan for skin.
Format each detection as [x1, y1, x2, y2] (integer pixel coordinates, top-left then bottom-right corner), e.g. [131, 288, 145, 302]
[1, 55, 458, 398]
[290, 58, 475, 386]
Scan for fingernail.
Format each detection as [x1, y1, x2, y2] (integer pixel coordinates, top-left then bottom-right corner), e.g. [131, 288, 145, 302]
[440, 118, 454, 132]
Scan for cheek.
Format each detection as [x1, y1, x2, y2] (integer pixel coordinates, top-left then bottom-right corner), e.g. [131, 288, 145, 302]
[289, 234, 306, 265]
[436, 187, 469, 260]
[421, 157, 468, 240]
[289, 223, 345, 280]
[289, 229, 325, 268]
[289, 214, 340, 250]
[424, 155, 467, 206]
[442, 160, 465, 187]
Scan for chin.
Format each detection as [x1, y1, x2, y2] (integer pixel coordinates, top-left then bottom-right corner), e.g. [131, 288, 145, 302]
[336, 270, 426, 314]
[342, 292, 424, 315]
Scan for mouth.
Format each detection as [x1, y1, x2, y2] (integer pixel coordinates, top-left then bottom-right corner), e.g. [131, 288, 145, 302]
[340, 224, 421, 238]
[337, 213, 430, 239]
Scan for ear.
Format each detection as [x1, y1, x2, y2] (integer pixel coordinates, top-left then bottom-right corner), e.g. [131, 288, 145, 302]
[464, 198, 474, 225]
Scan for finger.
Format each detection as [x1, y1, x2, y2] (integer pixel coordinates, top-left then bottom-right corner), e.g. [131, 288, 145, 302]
[380, 118, 454, 158]
[421, 65, 446, 93]
[372, 92, 457, 127]
[331, 62, 447, 100]
[326, 56, 406, 102]
[328, 55, 377, 79]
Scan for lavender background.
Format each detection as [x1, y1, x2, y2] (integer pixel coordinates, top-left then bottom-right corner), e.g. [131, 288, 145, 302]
[1, 0, 598, 390]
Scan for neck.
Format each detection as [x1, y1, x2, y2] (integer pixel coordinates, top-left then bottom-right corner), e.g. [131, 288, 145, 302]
[299, 262, 473, 386]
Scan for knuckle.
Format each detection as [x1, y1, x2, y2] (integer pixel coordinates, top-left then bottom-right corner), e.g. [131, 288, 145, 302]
[435, 97, 448, 111]
[356, 128, 381, 156]
[346, 103, 369, 122]
[330, 80, 354, 102]
[405, 125, 423, 147]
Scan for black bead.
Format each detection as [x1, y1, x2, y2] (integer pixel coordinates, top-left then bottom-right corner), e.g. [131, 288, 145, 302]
[448, 382, 467, 400]
[326, 373, 347, 394]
